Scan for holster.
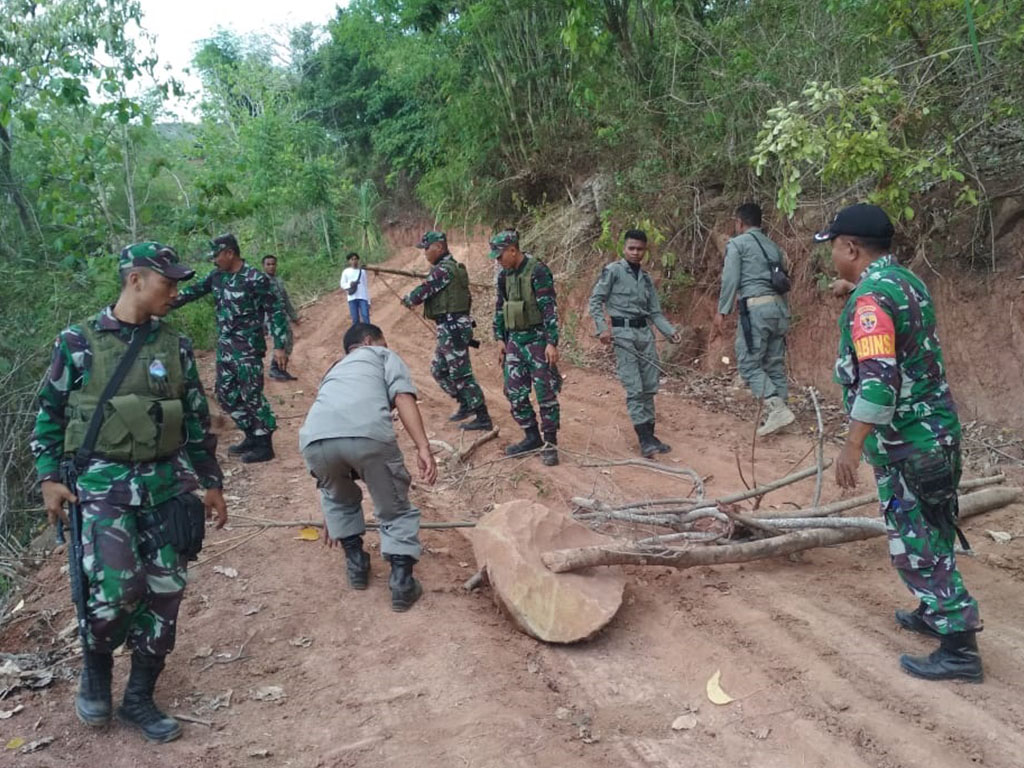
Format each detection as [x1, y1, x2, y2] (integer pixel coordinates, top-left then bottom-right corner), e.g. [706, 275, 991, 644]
[138, 493, 206, 561]
[899, 447, 970, 550]
[737, 297, 754, 352]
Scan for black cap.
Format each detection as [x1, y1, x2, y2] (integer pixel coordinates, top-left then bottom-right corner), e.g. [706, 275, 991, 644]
[813, 204, 895, 243]
[207, 233, 240, 260]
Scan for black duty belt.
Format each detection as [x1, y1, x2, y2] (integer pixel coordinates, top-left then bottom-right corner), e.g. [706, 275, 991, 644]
[610, 316, 648, 329]
[435, 312, 469, 323]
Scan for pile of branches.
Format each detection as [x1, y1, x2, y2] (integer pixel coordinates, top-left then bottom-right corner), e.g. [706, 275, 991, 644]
[543, 465, 1016, 573]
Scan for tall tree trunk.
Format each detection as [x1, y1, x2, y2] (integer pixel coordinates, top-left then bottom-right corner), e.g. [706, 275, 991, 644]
[0, 122, 40, 243]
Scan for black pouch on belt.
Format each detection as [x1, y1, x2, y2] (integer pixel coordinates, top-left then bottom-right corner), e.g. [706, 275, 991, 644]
[737, 297, 754, 352]
[900, 449, 969, 549]
[139, 493, 207, 561]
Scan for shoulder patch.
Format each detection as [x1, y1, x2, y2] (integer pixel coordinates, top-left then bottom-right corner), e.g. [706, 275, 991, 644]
[851, 295, 896, 360]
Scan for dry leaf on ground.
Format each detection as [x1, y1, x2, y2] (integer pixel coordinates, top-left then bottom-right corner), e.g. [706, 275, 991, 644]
[213, 566, 239, 579]
[706, 669, 734, 705]
[294, 527, 320, 541]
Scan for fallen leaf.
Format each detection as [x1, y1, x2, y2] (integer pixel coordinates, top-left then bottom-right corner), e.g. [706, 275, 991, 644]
[252, 686, 285, 702]
[18, 737, 53, 754]
[458, 561, 470, 568]
[5, 737, 25, 750]
[706, 670, 734, 705]
[193, 646, 214, 659]
[0, 705, 25, 720]
[288, 636, 313, 648]
[243, 604, 263, 616]
[753, 726, 771, 740]
[249, 749, 272, 758]
[294, 527, 320, 542]
[671, 714, 698, 731]
[212, 566, 238, 579]
[986, 530, 1012, 544]
[12, 599, 24, 614]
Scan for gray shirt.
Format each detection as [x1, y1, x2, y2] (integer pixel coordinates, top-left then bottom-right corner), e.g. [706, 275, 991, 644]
[298, 346, 417, 450]
[717, 228, 789, 315]
[588, 259, 677, 337]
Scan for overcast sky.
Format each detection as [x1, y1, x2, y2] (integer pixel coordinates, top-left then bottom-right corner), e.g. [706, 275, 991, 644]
[137, 0, 345, 118]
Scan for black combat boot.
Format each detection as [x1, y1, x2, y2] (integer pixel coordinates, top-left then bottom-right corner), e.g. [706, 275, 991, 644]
[460, 404, 493, 432]
[340, 534, 371, 590]
[541, 431, 559, 466]
[241, 433, 275, 463]
[899, 631, 983, 683]
[386, 554, 422, 612]
[634, 423, 658, 458]
[448, 401, 472, 422]
[505, 425, 542, 456]
[75, 650, 113, 727]
[650, 421, 671, 454]
[269, 360, 297, 381]
[228, 431, 255, 455]
[116, 651, 182, 743]
[895, 602, 942, 639]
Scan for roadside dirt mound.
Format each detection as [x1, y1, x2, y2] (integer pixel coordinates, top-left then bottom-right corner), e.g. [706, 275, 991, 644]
[3, 234, 1024, 768]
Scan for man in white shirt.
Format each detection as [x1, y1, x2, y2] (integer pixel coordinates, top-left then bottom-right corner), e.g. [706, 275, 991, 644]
[299, 323, 436, 612]
[340, 252, 371, 324]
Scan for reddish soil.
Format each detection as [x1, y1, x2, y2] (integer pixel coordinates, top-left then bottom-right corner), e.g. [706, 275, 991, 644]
[4, 235, 1024, 768]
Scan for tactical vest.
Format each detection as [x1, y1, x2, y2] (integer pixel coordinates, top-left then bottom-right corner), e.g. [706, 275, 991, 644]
[64, 322, 186, 462]
[424, 258, 471, 320]
[503, 256, 544, 331]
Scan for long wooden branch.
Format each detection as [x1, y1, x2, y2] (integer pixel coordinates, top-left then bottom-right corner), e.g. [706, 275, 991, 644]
[578, 458, 705, 497]
[364, 264, 491, 289]
[541, 486, 1019, 573]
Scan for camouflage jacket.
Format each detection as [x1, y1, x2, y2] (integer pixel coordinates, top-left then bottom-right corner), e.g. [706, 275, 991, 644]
[268, 274, 300, 323]
[834, 255, 960, 466]
[404, 253, 463, 307]
[31, 307, 223, 505]
[493, 255, 559, 345]
[173, 263, 289, 356]
[588, 259, 677, 338]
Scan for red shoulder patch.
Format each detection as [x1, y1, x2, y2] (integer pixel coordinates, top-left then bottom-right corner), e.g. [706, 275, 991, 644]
[851, 295, 895, 360]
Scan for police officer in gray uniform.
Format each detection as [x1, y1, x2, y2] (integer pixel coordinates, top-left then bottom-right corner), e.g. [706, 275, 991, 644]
[589, 229, 683, 457]
[713, 203, 796, 436]
[299, 323, 437, 612]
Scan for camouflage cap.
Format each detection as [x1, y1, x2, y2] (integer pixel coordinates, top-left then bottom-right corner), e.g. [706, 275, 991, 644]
[488, 230, 519, 259]
[118, 242, 194, 281]
[415, 230, 447, 249]
[206, 233, 240, 260]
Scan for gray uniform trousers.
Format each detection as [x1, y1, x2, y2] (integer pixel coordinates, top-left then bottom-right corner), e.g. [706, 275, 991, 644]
[735, 298, 790, 400]
[301, 437, 421, 560]
[613, 326, 660, 425]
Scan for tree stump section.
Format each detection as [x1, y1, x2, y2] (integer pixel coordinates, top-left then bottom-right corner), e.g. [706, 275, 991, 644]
[470, 500, 626, 644]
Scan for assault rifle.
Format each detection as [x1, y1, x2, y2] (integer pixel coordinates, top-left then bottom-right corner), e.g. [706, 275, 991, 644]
[59, 459, 90, 650]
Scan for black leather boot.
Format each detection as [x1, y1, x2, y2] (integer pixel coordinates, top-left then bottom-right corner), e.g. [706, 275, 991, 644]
[895, 602, 942, 639]
[505, 425, 542, 456]
[899, 631, 983, 682]
[75, 650, 113, 727]
[241, 433, 275, 463]
[116, 651, 182, 743]
[228, 431, 255, 455]
[460, 404, 493, 431]
[541, 431, 559, 466]
[448, 401, 472, 422]
[386, 555, 422, 612]
[269, 360, 297, 381]
[340, 535, 371, 590]
[634, 423, 658, 458]
[650, 421, 671, 454]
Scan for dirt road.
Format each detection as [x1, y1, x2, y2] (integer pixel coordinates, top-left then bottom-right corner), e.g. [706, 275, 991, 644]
[4, 238, 1024, 768]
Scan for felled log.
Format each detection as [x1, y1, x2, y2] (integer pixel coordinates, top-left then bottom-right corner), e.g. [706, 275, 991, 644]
[541, 486, 1020, 573]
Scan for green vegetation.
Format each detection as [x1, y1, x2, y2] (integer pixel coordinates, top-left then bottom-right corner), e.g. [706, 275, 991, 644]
[3, 0, 1024, 543]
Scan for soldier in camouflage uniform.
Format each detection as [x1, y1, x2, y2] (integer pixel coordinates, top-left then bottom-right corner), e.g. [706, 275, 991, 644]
[261, 254, 299, 382]
[817, 204, 982, 683]
[713, 203, 796, 436]
[401, 231, 492, 431]
[32, 243, 228, 742]
[491, 230, 561, 466]
[172, 234, 289, 463]
[589, 229, 683, 458]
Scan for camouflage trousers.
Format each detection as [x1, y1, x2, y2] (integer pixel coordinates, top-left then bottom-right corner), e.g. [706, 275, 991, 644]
[612, 327, 659, 426]
[80, 497, 187, 656]
[431, 316, 484, 410]
[503, 331, 560, 433]
[875, 446, 980, 635]
[215, 346, 277, 436]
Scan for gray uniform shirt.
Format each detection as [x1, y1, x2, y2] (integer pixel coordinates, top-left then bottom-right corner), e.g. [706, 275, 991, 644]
[717, 228, 789, 315]
[588, 259, 677, 337]
[298, 346, 417, 450]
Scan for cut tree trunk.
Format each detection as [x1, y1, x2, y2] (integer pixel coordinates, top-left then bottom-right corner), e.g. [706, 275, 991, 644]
[541, 487, 1020, 573]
